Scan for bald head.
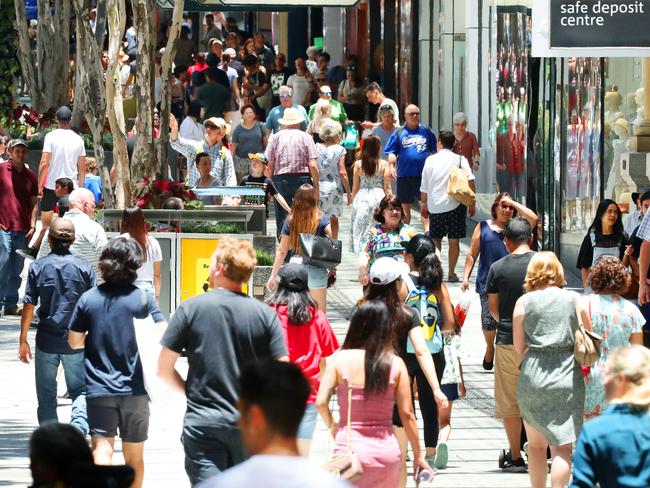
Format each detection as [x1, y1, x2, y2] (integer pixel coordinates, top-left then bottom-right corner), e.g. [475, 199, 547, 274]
[405, 104, 421, 128]
[69, 188, 96, 217]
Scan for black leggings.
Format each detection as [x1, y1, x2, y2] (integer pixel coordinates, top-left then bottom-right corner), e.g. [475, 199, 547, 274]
[393, 351, 446, 448]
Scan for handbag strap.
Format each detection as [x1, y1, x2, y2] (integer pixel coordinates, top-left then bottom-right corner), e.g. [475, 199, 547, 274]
[346, 385, 353, 453]
[573, 294, 583, 328]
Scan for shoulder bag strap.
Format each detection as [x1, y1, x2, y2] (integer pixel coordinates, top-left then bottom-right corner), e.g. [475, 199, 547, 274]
[346, 385, 353, 454]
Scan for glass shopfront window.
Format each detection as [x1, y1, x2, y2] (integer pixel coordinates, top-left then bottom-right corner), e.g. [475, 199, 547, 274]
[561, 57, 602, 234]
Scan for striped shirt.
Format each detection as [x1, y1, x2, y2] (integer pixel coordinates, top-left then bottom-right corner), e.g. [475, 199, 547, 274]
[37, 211, 108, 279]
[170, 136, 237, 187]
[637, 209, 650, 243]
[264, 129, 317, 176]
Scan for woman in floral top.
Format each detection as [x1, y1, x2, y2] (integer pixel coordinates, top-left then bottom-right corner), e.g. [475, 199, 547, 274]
[357, 195, 416, 286]
[584, 256, 644, 418]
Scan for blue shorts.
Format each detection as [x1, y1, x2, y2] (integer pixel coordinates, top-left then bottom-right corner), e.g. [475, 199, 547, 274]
[396, 176, 422, 204]
[305, 263, 328, 289]
[441, 383, 460, 402]
[296, 403, 318, 439]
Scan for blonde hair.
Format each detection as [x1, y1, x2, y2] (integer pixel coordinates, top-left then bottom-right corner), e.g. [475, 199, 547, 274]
[311, 98, 332, 134]
[288, 184, 321, 252]
[86, 156, 98, 172]
[211, 237, 257, 284]
[608, 345, 650, 408]
[524, 251, 564, 291]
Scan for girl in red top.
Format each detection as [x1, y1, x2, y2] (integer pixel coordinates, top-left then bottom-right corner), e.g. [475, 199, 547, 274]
[267, 263, 339, 456]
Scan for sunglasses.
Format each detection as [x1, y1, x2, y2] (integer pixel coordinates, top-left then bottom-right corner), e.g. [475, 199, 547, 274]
[279, 94, 291, 99]
[205, 124, 222, 130]
[406, 112, 421, 117]
[500, 204, 514, 211]
[386, 207, 401, 213]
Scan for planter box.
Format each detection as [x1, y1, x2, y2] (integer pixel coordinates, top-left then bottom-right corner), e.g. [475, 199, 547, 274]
[253, 235, 277, 256]
[252, 265, 273, 300]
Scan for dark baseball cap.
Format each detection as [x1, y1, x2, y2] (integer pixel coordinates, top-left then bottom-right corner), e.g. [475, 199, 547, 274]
[49, 218, 75, 241]
[278, 263, 309, 292]
[55, 106, 72, 122]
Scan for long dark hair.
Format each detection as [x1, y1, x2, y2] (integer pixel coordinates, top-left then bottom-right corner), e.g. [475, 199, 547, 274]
[588, 198, 623, 236]
[342, 300, 394, 395]
[419, 253, 444, 291]
[121, 206, 148, 256]
[266, 286, 317, 325]
[361, 135, 381, 177]
[365, 280, 413, 354]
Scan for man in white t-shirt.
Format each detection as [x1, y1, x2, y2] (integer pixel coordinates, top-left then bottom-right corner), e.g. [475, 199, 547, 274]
[196, 360, 349, 488]
[20, 107, 86, 259]
[420, 130, 476, 282]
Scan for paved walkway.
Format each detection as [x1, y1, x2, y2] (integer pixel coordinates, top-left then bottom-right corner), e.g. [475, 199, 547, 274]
[0, 208, 534, 487]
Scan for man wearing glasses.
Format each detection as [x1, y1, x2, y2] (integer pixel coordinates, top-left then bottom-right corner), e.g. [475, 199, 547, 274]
[169, 114, 237, 187]
[36, 188, 107, 280]
[384, 104, 437, 232]
[265, 86, 309, 134]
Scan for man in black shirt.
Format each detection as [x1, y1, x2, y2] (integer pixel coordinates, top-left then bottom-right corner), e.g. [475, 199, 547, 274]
[486, 216, 534, 473]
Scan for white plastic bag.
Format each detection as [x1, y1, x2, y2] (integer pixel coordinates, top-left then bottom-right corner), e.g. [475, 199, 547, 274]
[133, 316, 167, 403]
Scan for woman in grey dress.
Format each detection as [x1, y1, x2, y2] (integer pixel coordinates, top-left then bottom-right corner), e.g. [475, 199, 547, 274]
[513, 252, 591, 488]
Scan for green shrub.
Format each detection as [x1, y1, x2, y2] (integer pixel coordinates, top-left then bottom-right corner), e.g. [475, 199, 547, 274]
[255, 249, 274, 266]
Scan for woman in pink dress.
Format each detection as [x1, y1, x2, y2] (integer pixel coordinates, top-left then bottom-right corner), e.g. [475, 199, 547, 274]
[316, 300, 434, 487]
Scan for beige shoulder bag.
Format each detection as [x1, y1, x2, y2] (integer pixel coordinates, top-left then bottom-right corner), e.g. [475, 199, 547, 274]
[573, 295, 603, 367]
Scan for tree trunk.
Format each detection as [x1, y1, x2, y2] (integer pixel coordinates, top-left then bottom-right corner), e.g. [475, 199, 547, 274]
[72, 0, 112, 207]
[14, 0, 71, 114]
[106, 0, 131, 208]
[130, 0, 157, 181]
[94, 0, 108, 50]
[156, 0, 185, 179]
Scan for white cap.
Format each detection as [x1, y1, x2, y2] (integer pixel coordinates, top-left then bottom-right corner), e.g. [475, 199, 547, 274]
[223, 48, 237, 58]
[369, 257, 409, 286]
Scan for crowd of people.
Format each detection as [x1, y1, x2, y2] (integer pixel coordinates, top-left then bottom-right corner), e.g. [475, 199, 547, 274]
[2, 14, 650, 488]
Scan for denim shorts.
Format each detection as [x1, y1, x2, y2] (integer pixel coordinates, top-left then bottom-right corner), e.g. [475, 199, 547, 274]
[305, 263, 328, 289]
[396, 176, 422, 204]
[296, 403, 318, 439]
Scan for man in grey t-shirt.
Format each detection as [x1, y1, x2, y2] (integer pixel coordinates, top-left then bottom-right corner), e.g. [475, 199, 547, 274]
[158, 238, 288, 485]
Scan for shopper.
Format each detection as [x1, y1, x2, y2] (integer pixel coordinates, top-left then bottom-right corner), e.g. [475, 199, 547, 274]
[577, 199, 628, 290]
[315, 120, 351, 241]
[485, 216, 535, 472]
[362, 82, 400, 129]
[384, 104, 437, 231]
[462, 193, 538, 370]
[316, 300, 435, 488]
[402, 235, 456, 469]
[264, 108, 319, 237]
[0, 138, 37, 315]
[157, 237, 288, 485]
[238, 153, 290, 216]
[19, 219, 94, 434]
[120, 206, 163, 301]
[267, 184, 332, 312]
[193, 152, 220, 205]
[349, 136, 391, 253]
[420, 130, 476, 281]
[452, 112, 480, 171]
[570, 345, 650, 488]
[267, 263, 339, 456]
[372, 105, 398, 160]
[584, 256, 644, 418]
[357, 195, 416, 286]
[265, 85, 309, 134]
[68, 237, 166, 488]
[231, 103, 267, 182]
[21, 107, 86, 260]
[337, 64, 366, 122]
[198, 360, 348, 487]
[512, 252, 589, 488]
[287, 59, 314, 110]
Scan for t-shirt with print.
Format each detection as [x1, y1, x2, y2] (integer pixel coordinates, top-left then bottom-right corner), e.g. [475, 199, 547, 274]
[269, 68, 291, 106]
[273, 305, 339, 403]
[239, 175, 278, 212]
[360, 223, 417, 266]
[384, 125, 437, 177]
[485, 251, 535, 345]
[160, 289, 287, 427]
[69, 283, 164, 398]
[576, 231, 627, 270]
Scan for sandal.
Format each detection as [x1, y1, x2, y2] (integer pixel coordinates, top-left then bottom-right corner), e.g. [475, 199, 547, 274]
[327, 269, 337, 288]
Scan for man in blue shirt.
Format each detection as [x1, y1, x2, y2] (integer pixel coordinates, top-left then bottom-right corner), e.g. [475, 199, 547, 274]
[385, 104, 437, 232]
[18, 218, 95, 435]
[265, 86, 309, 134]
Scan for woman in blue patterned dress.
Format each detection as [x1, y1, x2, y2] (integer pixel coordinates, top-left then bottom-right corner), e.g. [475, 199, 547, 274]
[583, 256, 644, 418]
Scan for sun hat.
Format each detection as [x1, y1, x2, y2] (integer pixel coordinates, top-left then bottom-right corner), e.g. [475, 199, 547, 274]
[204, 117, 231, 135]
[278, 107, 304, 126]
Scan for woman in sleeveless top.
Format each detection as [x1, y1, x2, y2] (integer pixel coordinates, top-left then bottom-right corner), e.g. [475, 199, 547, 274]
[462, 193, 538, 370]
[350, 136, 392, 253]
[316, 301, 435, 488]
[576, 199, 627, 291]
[513, 252, 589, 488]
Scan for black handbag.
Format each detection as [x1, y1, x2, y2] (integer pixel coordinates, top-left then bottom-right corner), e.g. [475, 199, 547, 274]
[299, 233, 342, 269]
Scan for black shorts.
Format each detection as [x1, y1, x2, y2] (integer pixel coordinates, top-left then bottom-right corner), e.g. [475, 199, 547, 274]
[87, 395, 150, 443]
[429, 204, 467, 239]
[40, 188, 59, 212]
[396, 176, 422, 204]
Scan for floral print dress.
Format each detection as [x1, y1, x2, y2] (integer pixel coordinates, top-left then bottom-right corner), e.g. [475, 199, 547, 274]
[584, 294, 644, 417]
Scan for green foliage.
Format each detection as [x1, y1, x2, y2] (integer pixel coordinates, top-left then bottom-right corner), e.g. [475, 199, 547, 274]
[180, 222, 244, 234]
[184, 199, 204, 210]
[0, 4, 18, 116]
[255, 249, 274, 266]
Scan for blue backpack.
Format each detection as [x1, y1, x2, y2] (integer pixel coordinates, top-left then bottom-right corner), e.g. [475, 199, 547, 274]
[403, 274, 443, 354]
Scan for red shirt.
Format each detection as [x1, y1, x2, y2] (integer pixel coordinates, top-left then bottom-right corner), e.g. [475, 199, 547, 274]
[187, 62, 208, 77]
[0, 161, 38, 232]
[273, 305, 339, 403]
